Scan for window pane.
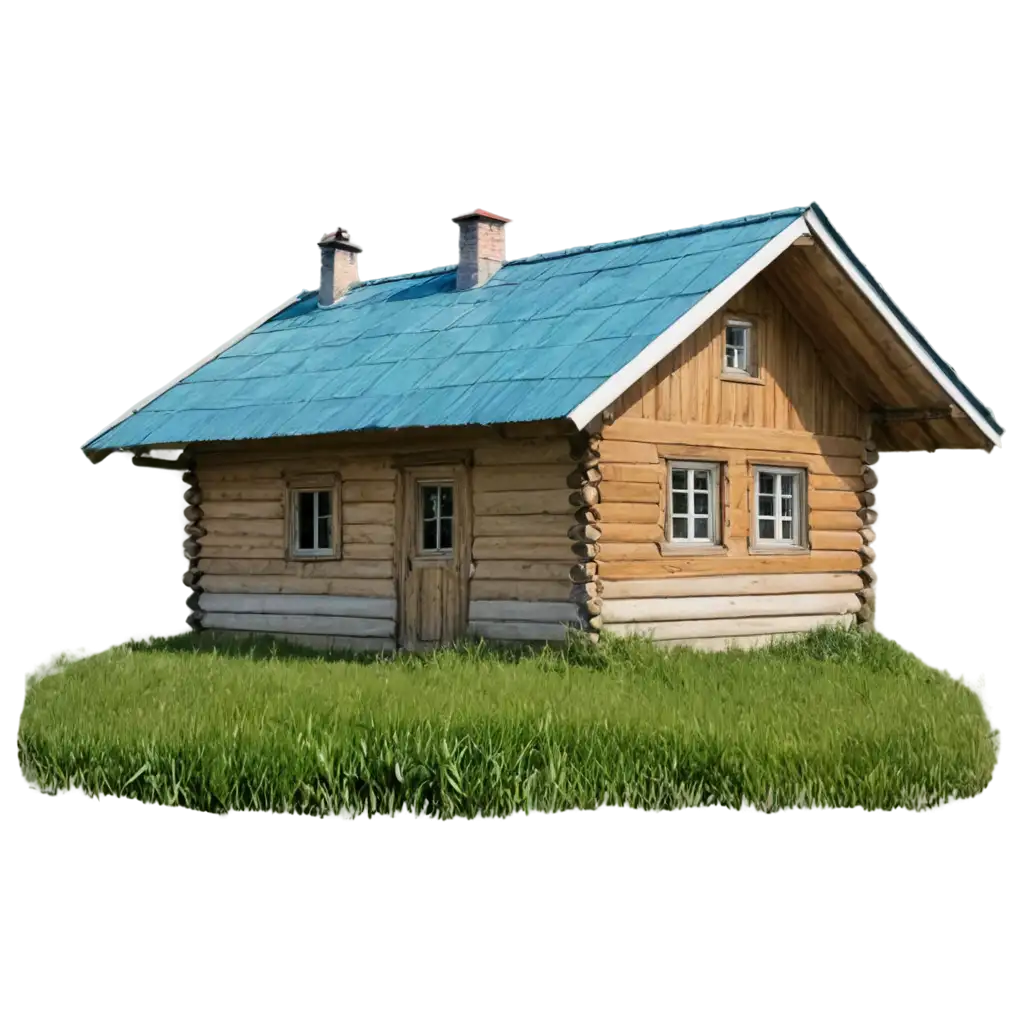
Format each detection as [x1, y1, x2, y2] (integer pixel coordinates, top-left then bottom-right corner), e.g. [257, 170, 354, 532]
[423, 518, 438, 551]
[782, 519, 793, 540]
[298, 492, 314, 549]
[758, 495, 774, 517]
[781, 496, 792, 518]
[672, 517, 688, 539]
[692, 471, 709, 491]
[693, 518, 709, 539]
[439, 486, 454, 518]
[422, 486, 437, 521]
[439, 517, 453, 550]
[758, 472, 774, 495]
[672, 491, 688, 515]
[781, 475, 794, 497]
[317, 515, 331, 551]
[759, 519, 775, 540]
[672, 469, 687, 491]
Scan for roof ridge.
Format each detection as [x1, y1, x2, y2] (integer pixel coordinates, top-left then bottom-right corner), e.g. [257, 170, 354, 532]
[346, 207, 808, 289]
[506, 206, 809, 267]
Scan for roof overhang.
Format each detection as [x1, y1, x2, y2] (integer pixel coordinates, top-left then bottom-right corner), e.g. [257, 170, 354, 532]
[568, 207, 1002, 450]
[79, 286, 313, 450]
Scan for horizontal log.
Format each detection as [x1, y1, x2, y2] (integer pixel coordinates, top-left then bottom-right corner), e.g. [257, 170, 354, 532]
[204, 628, 396, 654]
[594, 503, 662, 524]
[862, 467, 879, 490]
[342, 543, 393, 560]
[600, 572, 863, 600]
[474, 440, 572, 466]
[809, 530, 862, 551]
[202, 520, 285, 540]
[184, 505, 204, 523]
[342, 480, 395, 503]
[203, 500, 283, 520]
[198, 557, 290, 575]
[602, 591, 860, 624]
[470, 579, 573, 602]
[468, 600, 579, 624]
[468, 620, 569, 643]
[182, 569, 203, 588]
[345, 502, 395, 526]
[475, 489, 572, 516]
[607, 612, 856, 642]
[597, 521, 664, 544]
[569, 563, 598, 583]
[185, 523, 207, 539]
[474, 466, 575, 492]
[474, 514, 576, 538]
[474, 537, 571, 560]
[860, 490, 876, 508]
[858, 507, 878, 526]
[598, 481, 661, 504]
[598, 439, 660, 464]
[599, 551, 863, 580]
[859, 545, 876, 564]
[808, 473, 865, 493]
[344, 523, 394, 545]
[183, 540, 201, 558]
[183, 487, 202, 506]
[860, 526, 877, 545]
[655, 633, 796, 652]
[566, 467, 603, 488]
[302, 559, 393, 579]
[201, 611, 395, 638]
[599, 463, 664, 485]
[808, 490, 862, 512]
[472, 561, 574, 582]
[200, 593, 395, 618]
[863, 448, 879, 466]
[859, 565, 878, 585]
[808, 510, 863, 531]
[604, 419, 866, 458]
[202, 485, 283, 502]
[196, 544, 285, 560]
[182, 470, 198, 486]
[200, 574, 395, 598]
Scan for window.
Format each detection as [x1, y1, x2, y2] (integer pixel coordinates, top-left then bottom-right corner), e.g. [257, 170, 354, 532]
[292, 489, 334, 556]
[420, 482, 454, 554]
[754, 467, 805, 547]
[724, 319, 753, 374]
[667, 462, 720, 545]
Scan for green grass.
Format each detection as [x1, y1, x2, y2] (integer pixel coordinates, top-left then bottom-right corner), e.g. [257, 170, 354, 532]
[18, 628, 997, 816]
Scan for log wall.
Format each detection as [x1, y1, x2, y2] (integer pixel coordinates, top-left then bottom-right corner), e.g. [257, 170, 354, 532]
[588, 269, 879, 648]
[184, 424, 579, 651]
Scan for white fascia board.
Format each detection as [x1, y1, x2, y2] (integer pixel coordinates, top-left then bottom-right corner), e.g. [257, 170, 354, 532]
[567, 217, 810, 430]
[803, 207, 1000, 448]
[84, 291, 306, 462]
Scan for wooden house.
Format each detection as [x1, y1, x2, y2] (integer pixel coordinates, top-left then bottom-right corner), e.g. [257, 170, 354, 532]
[83, 206, 1003, 652]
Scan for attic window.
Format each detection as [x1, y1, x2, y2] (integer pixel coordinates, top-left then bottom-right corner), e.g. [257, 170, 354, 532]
[724, 320, 753, 375]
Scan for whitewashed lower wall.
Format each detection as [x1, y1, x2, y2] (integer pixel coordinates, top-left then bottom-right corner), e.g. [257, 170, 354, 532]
[198, 592, 396, 651]
[600, 573, 863, 649]
[468, 600, 584, 643]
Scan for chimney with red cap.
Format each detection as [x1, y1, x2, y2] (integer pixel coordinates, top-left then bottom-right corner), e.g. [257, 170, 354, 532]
[318, 227, 361, 306]
[452, 209, 510, 290]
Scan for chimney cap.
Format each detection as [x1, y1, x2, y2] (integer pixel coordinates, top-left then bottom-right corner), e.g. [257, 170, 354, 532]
[452, 209, 511, 225]
[318, 227, 362, 253]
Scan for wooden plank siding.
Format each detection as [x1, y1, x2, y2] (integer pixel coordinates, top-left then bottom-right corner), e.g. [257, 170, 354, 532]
[607, 276, 868, 439]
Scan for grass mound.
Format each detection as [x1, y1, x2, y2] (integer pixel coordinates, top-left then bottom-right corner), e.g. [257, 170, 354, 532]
[18, 628, 997, 816]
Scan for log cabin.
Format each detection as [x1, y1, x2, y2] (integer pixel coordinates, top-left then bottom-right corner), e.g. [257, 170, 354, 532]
[83, 206, 1003, 652]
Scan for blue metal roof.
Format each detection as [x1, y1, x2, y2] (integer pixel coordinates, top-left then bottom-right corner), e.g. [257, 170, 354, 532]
[84, 204, 1003, 454]
[83, 208, 806, 453]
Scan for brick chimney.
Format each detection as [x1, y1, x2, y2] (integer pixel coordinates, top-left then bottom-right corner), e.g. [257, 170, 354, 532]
[318, 227, 361, 305]
[452, 210, 510, 290]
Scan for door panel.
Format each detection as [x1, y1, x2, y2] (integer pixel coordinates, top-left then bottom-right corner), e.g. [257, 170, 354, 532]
[398, 464, 471, 649]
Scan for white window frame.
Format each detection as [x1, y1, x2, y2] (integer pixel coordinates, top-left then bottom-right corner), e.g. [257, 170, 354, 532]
[724, 318, 753, 375]
[291, 487, 335, 557]
[418, 480, 455, 556]
[752, 466, 806, 549]
[665, 461, 720, 546]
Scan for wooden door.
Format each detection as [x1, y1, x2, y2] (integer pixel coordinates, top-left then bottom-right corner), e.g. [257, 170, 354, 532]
[398, 464, 472, 649]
